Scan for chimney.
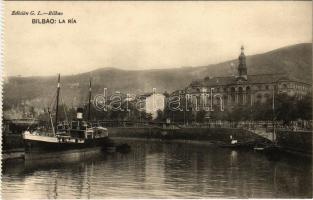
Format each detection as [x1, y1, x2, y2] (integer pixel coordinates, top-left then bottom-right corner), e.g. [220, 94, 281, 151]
[76, 107, 83, 120]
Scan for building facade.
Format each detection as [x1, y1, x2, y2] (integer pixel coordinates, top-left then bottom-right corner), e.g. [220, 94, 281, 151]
[142, 91, 166, 119]
[174, 46, 312, 111]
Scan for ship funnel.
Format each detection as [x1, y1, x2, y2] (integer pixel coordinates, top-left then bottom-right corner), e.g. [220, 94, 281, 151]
[77, 107, 83, 119]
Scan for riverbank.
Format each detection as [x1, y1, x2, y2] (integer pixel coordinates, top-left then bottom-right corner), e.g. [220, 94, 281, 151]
[2, 127, 311, 160]
[2, 148, 25, 160]
[108, 127, 267, 142]
[108, 127, 312, 157]
[276, 130, 312, 157]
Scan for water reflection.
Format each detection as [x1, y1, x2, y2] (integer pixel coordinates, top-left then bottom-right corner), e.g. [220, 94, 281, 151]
[2, 140, 312, 199]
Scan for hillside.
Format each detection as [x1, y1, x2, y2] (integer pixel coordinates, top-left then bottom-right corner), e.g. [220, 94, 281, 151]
[4, 43, 312, 109]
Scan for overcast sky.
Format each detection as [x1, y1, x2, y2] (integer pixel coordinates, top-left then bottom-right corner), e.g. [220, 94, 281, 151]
[5, 1, 312, 76]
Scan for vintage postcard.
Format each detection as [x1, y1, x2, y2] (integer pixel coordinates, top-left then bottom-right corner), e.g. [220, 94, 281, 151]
[1, 1, 312, 199]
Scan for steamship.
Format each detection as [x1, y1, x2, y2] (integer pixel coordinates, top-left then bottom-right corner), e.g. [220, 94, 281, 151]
[23, 74, 110, 153]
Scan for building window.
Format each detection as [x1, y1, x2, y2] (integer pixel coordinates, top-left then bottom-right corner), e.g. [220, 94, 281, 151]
[264, 93, 270, 102]
[223, 95, 228, 105]
[290, 83, 294, 88]
[265, 85, 269, 90]
[231, 87, 236, 103]
[238, 87, 244, 104]
[256, 94, 262, 103]
[246, 86, 251, 105]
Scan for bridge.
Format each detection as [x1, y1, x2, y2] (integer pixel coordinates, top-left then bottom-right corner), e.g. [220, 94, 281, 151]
[244, 127, 276, 142]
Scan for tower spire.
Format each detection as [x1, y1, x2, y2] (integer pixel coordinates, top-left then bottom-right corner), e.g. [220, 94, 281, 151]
[237, 45, 247, 80]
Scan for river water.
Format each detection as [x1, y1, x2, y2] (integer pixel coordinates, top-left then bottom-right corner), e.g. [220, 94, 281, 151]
[2, 139, 312, 199]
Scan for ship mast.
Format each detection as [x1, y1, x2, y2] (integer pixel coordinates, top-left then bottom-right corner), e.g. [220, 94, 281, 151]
[87, 77, 92, 121]
[55, 74, 61, 129]
[272, 84, 276, 143]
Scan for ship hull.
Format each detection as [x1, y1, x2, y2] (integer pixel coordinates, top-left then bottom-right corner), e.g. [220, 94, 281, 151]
[24, 137, 112, 153]
[24, 146, 105, 161]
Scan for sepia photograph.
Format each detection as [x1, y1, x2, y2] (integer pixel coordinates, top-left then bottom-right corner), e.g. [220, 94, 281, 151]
[2, 1, 312, 199]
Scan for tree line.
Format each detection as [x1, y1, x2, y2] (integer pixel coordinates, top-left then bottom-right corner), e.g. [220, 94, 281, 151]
[155, 93, 312, 125]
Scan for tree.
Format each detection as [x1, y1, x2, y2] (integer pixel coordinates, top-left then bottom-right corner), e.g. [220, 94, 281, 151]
[195, 110, 206, 123]
[296, 94, 312, 120]
[155, 109, 164, 121]
[274, 94, 298, 124]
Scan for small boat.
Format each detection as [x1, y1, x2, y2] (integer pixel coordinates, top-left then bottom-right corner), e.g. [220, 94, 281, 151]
[218, 140, 256, 149]
[219, 142, 250, 149]
[253, 143, 282, 160]
[218, 135, 256, 149]
[263, 144, 281, 153]
[23, 74, 110, 153]
[253, 147, 265, 151]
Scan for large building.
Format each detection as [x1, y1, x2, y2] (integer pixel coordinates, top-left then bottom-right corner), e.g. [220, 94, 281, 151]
[175, 46, 311, 111]
[141, 90, 166, 119]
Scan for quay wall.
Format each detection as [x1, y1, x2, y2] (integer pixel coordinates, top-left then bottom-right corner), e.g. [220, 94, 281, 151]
[3, 127, 265, 150]
[276, 130, 312, 155]
[2, 134, 24, 150]
[108, 127, 265, 142]
[3, 127, 311, 158]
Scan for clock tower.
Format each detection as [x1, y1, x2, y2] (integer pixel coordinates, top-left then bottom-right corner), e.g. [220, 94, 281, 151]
[237, 46, 247, 80]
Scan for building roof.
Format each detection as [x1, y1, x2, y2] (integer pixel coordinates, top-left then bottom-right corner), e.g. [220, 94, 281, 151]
[139, 92, 154, 98]
[138, 92, 166, 100]
[199, 73, 311, 87]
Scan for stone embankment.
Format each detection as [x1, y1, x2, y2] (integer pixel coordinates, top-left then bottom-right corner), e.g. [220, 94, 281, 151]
[108, 127, 267, 142]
